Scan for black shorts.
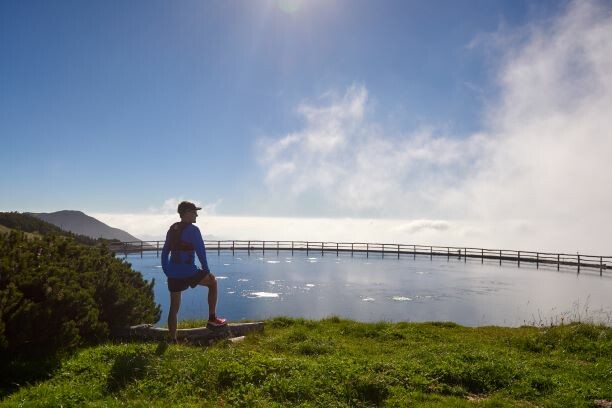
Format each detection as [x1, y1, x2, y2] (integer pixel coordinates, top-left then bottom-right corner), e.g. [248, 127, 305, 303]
[168, 269, 209, 292]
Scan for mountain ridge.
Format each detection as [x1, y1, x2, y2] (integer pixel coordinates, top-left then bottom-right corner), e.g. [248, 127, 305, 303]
[27, 210, 141, 242]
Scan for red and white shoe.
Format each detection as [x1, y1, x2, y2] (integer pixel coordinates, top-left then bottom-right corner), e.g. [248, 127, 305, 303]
[207, 317, 228, 328]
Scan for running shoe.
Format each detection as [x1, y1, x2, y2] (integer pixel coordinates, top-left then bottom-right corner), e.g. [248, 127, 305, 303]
[207, 317, 228, 328]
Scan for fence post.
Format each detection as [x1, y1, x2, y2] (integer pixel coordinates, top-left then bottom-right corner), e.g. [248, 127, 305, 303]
[464, 248, 467, 263]
[499, 250, 502, 266]
[306, 242, 309, 256]
[536, 252, 539, 269]
[232, 240, 235, 256]
[413, 245, 416, 260]
[601, 257, 604, 276]
[218, 241, 220, 255]
[577, 254, 580, 274]
[292, 241, 294, 256]
[277, 241, 279, 256]
[367, 243, 369, 258]
[397, 244, 400, 259]
[518, 251, 520, 267]
[337, 243, 339, 257]
[248, 241, 251, 256]
[557, 254, 560, 271]
[141, 241, 143, 258]
[447, 247, 450, 262]
[156, 241, 159, 258]
[321, 242, 324, 256]
[481, 248, 484, 264]
[263, 241, 265, 256]
[430, 246, 433, 260]
[382, 244, 385, 258]
[351, 243, 354, 257]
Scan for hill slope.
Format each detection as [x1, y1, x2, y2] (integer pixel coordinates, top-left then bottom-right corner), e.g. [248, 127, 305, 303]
[0, 212, 99, 244]
[28, 210, 140, 242]
[0, 222, 40, 240]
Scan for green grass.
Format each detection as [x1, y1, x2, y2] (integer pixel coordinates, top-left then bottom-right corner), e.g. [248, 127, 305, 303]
[2, 318, 611, 407]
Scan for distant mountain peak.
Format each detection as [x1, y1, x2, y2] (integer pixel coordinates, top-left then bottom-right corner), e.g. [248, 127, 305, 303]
[28, 210, 140, 242]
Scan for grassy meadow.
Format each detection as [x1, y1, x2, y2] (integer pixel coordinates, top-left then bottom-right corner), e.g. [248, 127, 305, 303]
[2, 317, 611, 407]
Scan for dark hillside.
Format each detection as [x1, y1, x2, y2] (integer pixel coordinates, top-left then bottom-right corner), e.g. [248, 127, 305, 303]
[28, 210, 140, 242]
[0, 212, 98, 246]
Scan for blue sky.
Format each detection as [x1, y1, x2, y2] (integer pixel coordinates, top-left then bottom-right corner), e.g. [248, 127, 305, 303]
[1, 0, 550, 212]
[2, 0, 611, 253]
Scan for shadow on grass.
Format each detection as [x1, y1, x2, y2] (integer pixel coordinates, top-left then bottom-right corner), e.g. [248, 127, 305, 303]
[0, 355, 62, 399]
[105, 341, 168, 394]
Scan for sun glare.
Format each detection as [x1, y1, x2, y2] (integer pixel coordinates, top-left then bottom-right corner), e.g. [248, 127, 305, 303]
[276, 0, 304, 14]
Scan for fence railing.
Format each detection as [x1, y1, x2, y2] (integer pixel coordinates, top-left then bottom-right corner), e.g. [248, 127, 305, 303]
[108, 240, 610, 275]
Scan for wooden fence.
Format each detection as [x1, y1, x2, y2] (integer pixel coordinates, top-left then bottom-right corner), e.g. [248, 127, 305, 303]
[108, 240, 610, 276]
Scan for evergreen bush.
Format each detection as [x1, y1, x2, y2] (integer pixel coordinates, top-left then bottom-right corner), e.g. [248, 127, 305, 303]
[0, 231, 160, 358]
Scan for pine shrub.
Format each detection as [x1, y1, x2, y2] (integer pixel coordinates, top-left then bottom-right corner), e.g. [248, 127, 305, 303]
[0, 231, 160, 358]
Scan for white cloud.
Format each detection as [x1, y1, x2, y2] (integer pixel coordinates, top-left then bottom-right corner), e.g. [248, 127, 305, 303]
[148, 198, 221, 215]
[98, 198, 222, 240]
[92, 212, 178, 241]
[390, 220, 450, 234]
[257, 0, 612, 254]
[91, 211, 566, 255]
[259, 84, 485, 215]
[90, 211, 472, 246]
[458, 0, 612, 253]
